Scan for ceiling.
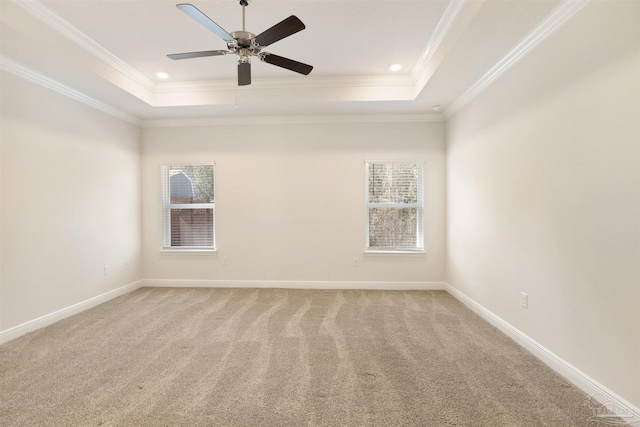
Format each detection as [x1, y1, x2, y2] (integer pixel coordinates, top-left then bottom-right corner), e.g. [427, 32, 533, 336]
[1, 0, 587, 124]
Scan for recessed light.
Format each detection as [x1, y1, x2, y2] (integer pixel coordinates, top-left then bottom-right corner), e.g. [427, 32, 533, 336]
[156, 71, 169, 79]
[431, 105, 441, 111]
[389, 64, 402, 72]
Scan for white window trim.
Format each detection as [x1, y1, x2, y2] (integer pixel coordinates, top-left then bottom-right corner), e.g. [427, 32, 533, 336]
[160, 249, 218, 254]
[161, 163, 216, 252]
[364, 160, 425, 254]
[363, 250, 427, 256]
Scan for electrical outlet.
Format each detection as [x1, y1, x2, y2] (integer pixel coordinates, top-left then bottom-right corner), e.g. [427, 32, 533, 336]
[354, 257, 359, 267]
[222, 257, 228, 266]
[104, 265, 111, 276]
[521, 292, 528, 309]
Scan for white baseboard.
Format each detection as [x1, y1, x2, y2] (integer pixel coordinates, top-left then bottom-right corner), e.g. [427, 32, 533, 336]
[142, 279, 447, 291]
[445, 283, 640, 423]
[0, 280, 144, 345]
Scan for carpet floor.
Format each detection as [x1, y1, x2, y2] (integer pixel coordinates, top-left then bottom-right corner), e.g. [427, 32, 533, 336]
[0, 287, 621, 426]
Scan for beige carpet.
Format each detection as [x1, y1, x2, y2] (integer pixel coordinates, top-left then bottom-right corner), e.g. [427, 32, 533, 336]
[0, 287, 621, 426]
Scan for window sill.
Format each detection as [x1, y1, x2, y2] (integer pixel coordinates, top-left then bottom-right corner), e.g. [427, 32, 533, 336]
[364, 250, 426, 257]
[160, 249, 217, 255]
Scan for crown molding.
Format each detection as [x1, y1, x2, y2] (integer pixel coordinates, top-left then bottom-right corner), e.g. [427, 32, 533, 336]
[155, 75, 414, 93]
[409, 0, 486, 99]
[443, 0, 591, 119]
[12, 0, 156, 92]
[410, 0, 467, 84]
[0, 56, 142, 126]
[142, 113, 444, 128]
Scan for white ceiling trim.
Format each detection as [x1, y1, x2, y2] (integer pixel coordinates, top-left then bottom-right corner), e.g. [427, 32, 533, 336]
[13, 0, 156, 92]
[142, 113, 444, 128]
[410, 0, 485, 98]
[0, 55, 142, 126]
[155, 75, 414, 93]
[443, 0, 591, 119]
[410, 0, 466, 84]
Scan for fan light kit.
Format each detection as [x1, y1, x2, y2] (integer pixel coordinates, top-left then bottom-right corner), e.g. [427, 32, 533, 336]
[168, 1, 313, 86]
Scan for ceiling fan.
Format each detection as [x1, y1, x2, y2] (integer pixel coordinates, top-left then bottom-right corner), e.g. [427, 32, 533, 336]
[168, 1, 313, 86]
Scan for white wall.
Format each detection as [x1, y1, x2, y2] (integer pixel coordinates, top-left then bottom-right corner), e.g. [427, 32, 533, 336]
[0, 71, 143, 330]
[446, 1, 639, 408]
[142, 121, 445, 286]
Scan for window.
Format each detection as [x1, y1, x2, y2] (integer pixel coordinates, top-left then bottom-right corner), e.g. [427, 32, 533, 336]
[161, 164, 215, 250]
[366, 161, 424, 252]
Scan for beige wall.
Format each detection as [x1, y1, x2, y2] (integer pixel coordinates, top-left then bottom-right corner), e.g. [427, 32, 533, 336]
[446, 1, 639, 408]
[0, 71, 143, 330]
[142, 121, 446, 286]
[0, 75, 2, 331]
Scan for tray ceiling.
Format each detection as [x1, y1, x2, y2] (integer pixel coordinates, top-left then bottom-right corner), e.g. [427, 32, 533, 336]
[1, 0, 587, 123]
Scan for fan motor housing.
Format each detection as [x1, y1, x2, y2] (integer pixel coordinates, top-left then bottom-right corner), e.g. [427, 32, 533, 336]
[230, 31, 256, 48]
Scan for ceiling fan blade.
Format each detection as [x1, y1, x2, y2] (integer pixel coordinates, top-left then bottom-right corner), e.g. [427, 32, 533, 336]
[238, 62, 251, 86]
[262, 53, 313, 75]
[176, 3, 234, 43]
[254, 15, 305, 47]
[168, 50, 228, 60]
